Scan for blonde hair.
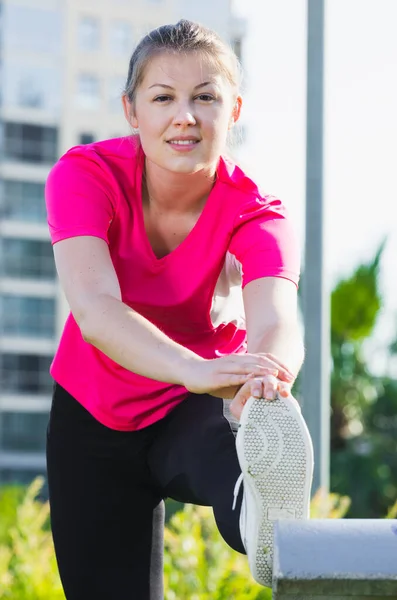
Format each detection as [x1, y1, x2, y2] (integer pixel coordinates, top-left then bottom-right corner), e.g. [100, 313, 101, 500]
[123, 19, 242, 102]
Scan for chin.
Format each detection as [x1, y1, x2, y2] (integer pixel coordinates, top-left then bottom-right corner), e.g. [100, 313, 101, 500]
[164, 157, 209, 175]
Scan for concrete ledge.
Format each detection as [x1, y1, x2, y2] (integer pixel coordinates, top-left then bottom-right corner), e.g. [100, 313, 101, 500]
[272, 519, 397, 598]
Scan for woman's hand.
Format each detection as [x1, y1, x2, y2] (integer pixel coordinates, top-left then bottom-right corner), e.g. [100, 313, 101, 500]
[255, 352, 296, 384]
[229, 375, 298, 421]
[181, 354, 294, 396]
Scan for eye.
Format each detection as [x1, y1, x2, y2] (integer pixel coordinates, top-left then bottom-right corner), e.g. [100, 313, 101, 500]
[153, 95, 172, 103]
[195, 94, 215, 102]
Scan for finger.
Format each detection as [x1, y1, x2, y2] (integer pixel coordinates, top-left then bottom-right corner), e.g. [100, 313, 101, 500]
[213, 372, 257, 389]
[239, 354, 285, 372]
[261, 353, 296, 381]
[277, 381, 291, 398]
[229, 390, 249, 420]
[251, 377, 264, 399]
[230, 378, 262, 419]
[228, 354, 295, 383]
[262, 374, 279, 400]
[220, 363, 279, 377]
[277, 370, 295, 383]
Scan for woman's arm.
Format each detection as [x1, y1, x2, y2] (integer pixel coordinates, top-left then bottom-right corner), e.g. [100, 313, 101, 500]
[243, 276, 305, 398]
[225, 276, 304, 419]
[53, 236, 278, 393]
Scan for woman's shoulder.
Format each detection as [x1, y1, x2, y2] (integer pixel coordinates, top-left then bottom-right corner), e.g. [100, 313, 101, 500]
[217, 155, 287, 216]
[57, 135, 141, 168]
[47, 135, 143, 195]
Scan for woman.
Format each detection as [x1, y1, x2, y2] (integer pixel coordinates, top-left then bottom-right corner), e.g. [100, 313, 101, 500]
[45, 19, 313, 599]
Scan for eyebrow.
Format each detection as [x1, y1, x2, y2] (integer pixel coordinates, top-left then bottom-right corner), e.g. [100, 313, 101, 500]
[148, 81, 216, 90]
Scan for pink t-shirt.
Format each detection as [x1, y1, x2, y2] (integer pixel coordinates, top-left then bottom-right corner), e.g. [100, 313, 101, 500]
[45, 136, 300, 431]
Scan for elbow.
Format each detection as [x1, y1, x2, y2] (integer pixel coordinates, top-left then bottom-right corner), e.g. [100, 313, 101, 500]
[75, 308, 96, 344]
[76, 293, 120, 345]
[72, 298, 104, 345]
[80, 321, 96, 345]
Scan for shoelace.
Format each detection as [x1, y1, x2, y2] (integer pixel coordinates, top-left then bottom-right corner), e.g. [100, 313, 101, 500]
[232, 472, 244, 510]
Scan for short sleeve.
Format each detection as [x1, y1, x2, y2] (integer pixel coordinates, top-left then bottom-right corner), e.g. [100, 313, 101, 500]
[229, 196, 301, 288]
[45, 148, 117, 245]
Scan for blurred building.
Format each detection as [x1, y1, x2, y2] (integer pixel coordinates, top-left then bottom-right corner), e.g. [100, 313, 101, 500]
[0, 0, 246, 485]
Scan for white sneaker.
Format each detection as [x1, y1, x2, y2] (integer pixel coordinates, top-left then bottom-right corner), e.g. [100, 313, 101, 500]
[233, 394, 314, 588]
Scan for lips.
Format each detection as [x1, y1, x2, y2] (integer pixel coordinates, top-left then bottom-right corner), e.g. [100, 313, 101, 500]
[166, 137, 200, 144]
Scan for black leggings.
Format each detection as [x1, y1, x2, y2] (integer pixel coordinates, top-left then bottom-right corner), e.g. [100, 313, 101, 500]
[46, 383, 245, 600]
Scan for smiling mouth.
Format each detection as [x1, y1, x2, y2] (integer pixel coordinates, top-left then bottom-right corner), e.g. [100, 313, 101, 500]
[166, 139, 200, 145]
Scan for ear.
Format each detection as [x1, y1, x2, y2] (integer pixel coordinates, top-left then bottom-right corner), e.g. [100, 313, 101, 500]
[228, 95, 242, 130]
[122, 95, 139, 129]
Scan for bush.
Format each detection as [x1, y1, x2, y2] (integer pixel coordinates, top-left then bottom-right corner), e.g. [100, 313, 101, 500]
[1, 477, 390, 599]
[0, 485, 26, 547]
[310, 488, 351, 519]
[0, 478, 64, 599]
[164, 504, 271, 600]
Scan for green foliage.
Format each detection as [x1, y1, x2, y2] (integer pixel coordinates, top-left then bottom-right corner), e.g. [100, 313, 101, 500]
[331, 241, 384, 344]
[330, 242, 384, 448]
[163, 489, 353, 600]
[336, 376, 397, 518]
[329, 240, 397, 517]
[0, 485, 26, 547]
[0, 476, 393, 600]
[164, 504, 271, 600]
[310, 488, 351, 519]
[386, 499, 397, 519]
[0, 478, 65, 599]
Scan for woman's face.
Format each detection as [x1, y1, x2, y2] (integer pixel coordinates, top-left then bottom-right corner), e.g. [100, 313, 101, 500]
[123, 51, 242, 176]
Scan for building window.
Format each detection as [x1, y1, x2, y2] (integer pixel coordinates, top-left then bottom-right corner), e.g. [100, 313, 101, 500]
[110, 21, 132, 56]
[3, 122, 58, 164]
[0, 239, 56, 280]
[76, 74, 101, 110]
[0, 412, 49, 452]
[2, 63, 62, 114]
[18, 76, 43, 108]
[1, 353, 53, 394]
[0, 296, 55, 338]
[78, 16, 100, 51]
[79, 133, 95, 145]
[0, 180, 46, 223]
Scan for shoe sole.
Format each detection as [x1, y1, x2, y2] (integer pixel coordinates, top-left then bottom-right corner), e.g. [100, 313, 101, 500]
[236, 394, 314, 587]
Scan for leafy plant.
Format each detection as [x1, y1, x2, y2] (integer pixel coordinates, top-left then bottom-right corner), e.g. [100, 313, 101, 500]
[0, 485, 26, 547]
[0, 477, 65, 599]
[1, 477, 393, 599]
[164, 503, 271, 600]
[329, 241, 397, 517]
[330, 242, 384, 450]
[310, 488, 351, 519]
[163, 488, 355, 599]
[386, 499, 397, 519]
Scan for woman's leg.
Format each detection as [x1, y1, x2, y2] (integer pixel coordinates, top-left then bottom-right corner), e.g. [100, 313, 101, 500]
[148, 392, 313, 589]
[46, 384, 164, 600]
[147, 393, 245, 553]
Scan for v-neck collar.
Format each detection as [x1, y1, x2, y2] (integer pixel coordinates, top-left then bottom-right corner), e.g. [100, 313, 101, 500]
[135, 150, 221, 264]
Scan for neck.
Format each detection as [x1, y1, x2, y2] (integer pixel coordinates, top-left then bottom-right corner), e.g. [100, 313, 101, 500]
[143, 158, 217, 213]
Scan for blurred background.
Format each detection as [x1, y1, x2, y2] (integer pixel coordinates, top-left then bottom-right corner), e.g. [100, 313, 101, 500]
[0, 0, 396, 520]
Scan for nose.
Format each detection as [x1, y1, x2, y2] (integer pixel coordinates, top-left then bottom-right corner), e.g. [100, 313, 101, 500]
[172, 102, 197, 127]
